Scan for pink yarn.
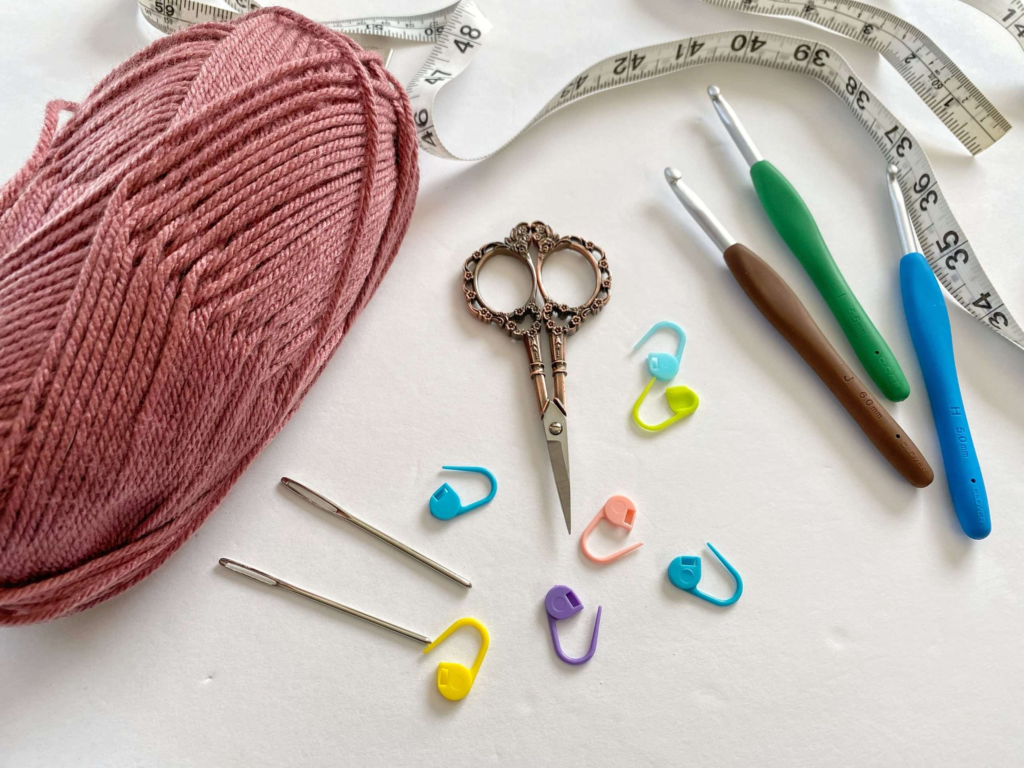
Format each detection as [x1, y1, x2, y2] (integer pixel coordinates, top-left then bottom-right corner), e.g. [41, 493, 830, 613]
[0, 8, 419, 624]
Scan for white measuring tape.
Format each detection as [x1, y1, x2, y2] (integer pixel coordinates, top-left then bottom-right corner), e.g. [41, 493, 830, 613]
[698, 0, 1011, 154]
[138, 0, 458, 49]
[137, 0, 1023, 351]
[961, 0, 1024, 49]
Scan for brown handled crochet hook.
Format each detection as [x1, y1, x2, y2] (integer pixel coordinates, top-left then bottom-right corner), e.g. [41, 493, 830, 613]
[664, 168, 933, 488]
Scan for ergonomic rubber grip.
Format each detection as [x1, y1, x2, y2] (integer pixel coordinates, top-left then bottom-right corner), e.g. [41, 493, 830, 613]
[750, 160, 911, 403]
[723, 243, 933, 488]
[900, 252, 990, 538]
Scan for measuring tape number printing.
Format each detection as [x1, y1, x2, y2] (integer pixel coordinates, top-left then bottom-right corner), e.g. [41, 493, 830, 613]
[961, 0, 1024, 49]
[698, 0, 1010, 154]
[408, 9, 1024, 350]
[137, 0, 1023, 351]
[138, 0, 460, 50]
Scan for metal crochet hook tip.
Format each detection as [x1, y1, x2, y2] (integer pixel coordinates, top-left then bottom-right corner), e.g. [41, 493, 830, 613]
[664, 167, 737, 253]
[218, 558, 431, 645]
[279, 477, 472, 589]
[885, 164, 921, 256]
[707, 85, 763, 167]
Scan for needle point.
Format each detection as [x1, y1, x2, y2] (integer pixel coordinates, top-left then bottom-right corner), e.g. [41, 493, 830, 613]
[708, 84, 721, 98]
[665, 167, 683, 182]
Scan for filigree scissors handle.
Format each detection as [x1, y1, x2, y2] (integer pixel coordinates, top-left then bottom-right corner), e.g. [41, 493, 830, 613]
[462, 221, 611, 533]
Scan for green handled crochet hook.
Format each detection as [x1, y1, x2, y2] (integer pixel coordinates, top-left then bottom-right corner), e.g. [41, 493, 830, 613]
[708, 86, 910, 402]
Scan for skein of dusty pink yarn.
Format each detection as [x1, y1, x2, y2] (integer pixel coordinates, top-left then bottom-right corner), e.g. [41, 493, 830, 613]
[0, 7, 419, 624]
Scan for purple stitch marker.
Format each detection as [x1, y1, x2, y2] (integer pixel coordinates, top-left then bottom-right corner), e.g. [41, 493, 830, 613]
[545, 584, 601, 665]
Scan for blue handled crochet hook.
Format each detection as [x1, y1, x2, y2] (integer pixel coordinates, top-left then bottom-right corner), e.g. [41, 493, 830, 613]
[886, 165, 990, 539]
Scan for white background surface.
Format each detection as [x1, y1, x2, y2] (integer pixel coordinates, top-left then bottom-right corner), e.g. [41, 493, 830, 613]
[2, 1, 1023, 766]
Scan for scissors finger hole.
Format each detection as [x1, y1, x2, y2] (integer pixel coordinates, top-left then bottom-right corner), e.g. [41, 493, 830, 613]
[474, 251, 536, 314]
[537, 246, 601, 308]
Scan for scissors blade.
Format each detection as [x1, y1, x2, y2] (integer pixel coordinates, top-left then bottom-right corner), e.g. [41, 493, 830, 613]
[542, 401, 571, 533]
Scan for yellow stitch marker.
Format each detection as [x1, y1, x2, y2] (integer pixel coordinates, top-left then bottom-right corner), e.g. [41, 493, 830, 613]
[423, 617, 489, 701]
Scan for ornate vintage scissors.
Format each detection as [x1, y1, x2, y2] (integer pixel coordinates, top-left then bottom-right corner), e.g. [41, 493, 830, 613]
[462, 221, 611, 533]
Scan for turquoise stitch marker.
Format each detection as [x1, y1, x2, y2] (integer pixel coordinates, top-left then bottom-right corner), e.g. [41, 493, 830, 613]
[667, 543, 743, 607]
[429, 466, 497, 520]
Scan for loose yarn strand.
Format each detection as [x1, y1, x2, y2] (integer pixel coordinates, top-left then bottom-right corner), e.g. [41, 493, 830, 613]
[0, 7, 419, 624]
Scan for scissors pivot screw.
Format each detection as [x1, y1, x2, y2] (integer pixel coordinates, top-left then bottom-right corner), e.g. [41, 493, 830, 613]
[548, 422, 563, 436]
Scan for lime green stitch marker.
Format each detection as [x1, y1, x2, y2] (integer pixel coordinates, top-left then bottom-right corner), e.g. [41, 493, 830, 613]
[707, 85, 910, 402]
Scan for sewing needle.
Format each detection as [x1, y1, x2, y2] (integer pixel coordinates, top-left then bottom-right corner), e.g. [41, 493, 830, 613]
[218, 558, 431, 644]
[280, 477, 472, 588]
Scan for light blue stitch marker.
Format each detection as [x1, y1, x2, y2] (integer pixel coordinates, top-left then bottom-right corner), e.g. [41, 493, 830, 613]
[634, 321, 686, 380]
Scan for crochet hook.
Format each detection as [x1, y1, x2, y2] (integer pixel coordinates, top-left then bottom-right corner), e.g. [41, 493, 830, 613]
[886, 165, 990, 538]
[664, 167, 933, 488]
[218, 558, 431, 644]
[708, 85, 910, 403]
